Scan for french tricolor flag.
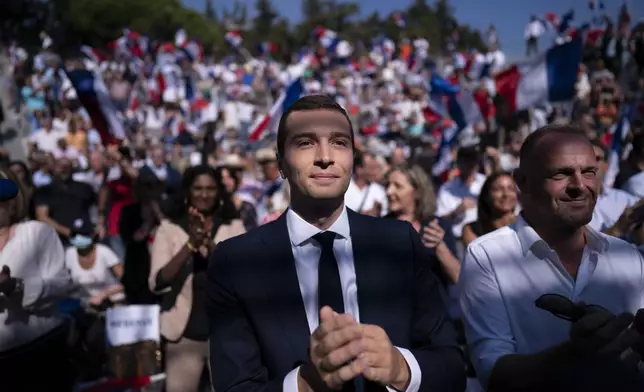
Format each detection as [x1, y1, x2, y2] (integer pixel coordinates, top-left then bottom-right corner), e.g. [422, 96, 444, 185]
[65, 69, 126, 145]
[225, 31, 243, 48]
[313, 27, 340, 53]
[248, 78, 304, 142]
[392, 12, 406, 28]
[604, 106, 632, 188]
[258, 42, 277, 55]
[495, 38, 582, 112]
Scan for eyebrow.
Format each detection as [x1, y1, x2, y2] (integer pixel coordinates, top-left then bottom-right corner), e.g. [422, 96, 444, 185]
[549, 165, 598, 173]
[289, 131, 351, 141]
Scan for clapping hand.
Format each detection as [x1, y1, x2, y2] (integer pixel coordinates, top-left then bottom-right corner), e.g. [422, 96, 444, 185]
[303, 306, 410, 391]
[306, 306, 364, 390]
[421, 219, 445, 249]
[188, 207, 211, 257]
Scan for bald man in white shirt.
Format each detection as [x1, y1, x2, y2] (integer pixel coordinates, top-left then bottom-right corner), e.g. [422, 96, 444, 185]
[459, 125, 644, 391]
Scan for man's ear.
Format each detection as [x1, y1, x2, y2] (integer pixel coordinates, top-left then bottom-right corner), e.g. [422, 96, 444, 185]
[276, 152, 286, 179]
[513, 168, 524, 194]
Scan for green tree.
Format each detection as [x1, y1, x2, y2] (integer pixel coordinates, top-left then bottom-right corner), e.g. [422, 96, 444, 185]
[204, 0, 217, 21]
[253, 0, 278, 40]
[4, 0, 487, 59]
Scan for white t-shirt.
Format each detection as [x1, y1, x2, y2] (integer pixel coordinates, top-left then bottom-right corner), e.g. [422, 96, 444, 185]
[344, 180, 389, 216]
[436, 173, 487, 237]
[30, 129, 66, 153]
[65, 244, 124, 301]
[623, 171, 644, 198]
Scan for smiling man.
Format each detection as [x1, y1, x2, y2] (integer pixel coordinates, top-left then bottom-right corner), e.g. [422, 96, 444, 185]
[207, 95, 465, 392]
[459, 124, 644, 391]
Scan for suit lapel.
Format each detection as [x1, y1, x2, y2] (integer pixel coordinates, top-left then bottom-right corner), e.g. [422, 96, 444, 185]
[348, 211, 399, 392]
[348, 210, 397, 332]
[260, 213, 311, 364]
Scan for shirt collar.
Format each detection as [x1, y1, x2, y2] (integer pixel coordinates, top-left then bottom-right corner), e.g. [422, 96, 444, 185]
[286, 206, 351, 247]
[514, 214, 609, 256]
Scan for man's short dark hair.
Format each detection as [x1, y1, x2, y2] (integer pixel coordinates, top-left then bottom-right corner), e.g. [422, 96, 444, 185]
[519, 124, 587, 171]
[589, 138, 609, 160]
[456, 146, 481, 163]
[276, 95, 354, 157]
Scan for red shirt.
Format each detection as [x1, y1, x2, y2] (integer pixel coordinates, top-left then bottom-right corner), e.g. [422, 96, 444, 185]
[107, 177, 134, 237]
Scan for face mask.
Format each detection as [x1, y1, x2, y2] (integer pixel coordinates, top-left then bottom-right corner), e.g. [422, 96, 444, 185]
[70, 235, 93, 249]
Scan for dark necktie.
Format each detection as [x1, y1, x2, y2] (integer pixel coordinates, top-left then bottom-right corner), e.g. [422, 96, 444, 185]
[314, 231, 345, 313]
[314, 231, 360, 392]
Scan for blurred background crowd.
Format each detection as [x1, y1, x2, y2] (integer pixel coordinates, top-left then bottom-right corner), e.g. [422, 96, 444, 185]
[0, 0, 643, 390]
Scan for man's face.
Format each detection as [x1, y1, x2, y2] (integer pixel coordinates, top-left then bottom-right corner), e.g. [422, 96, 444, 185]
[592, 145, 608, 184]
[364, 155, 382, 183]
[523, 137, 599, 228]
[280, 109, 353, 202]
[150, 148, 165, 167]
[54, 158, 73, 181]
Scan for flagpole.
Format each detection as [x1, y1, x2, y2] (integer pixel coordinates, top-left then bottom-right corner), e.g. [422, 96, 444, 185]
[238, 47, 253, 62]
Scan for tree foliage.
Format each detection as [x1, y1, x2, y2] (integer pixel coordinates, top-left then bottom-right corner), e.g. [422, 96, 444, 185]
[3, 0, 486, 57]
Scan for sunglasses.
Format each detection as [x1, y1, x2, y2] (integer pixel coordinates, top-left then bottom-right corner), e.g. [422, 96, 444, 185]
[535, 293, 610, 322]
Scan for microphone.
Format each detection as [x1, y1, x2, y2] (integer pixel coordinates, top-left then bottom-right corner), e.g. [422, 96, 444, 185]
[0, 179, 19, 202]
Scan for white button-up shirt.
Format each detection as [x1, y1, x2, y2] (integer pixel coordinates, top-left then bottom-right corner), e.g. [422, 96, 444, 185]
[458, 215, 644, 388]
[589, 187, 640, 231]
[436, 173, 487, 238]
[0, 221, 72, 352]
[344, 179, 389, 216]
[283, 207, 421, 392]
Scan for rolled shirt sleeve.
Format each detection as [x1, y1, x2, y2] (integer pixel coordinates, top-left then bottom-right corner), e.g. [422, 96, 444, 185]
[458, 243, 516, 388]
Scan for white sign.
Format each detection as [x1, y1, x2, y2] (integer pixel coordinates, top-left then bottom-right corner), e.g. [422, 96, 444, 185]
[106, 305, 161, 347]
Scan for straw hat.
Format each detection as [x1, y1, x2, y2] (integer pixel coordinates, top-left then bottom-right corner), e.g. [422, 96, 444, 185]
[255, 148, 277, 163]
[222, 154, 246, 169]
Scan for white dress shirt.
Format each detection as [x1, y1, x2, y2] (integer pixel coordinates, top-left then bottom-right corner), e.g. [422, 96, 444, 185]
[623, 171, 644, 198]
[283, 207, 421, 392]
[436, 173, 486, 238]
[589, 187, 640, 231]
[0, 221, 72, 352]
[458, 215, 644, 388]
[344, 179, 389, 216]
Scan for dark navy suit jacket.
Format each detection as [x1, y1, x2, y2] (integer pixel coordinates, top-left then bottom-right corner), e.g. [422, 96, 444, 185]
[207, 209, 466, 392]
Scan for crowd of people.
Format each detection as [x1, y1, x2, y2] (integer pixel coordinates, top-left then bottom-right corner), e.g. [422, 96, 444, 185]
[0, 3, 643, 392]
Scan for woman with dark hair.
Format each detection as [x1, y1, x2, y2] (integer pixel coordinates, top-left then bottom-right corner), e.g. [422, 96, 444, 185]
[119, 170, 165, 304]
[216, 165, 258, 231]
[149, 165, 245, 392]
[462, 171, 518, 247]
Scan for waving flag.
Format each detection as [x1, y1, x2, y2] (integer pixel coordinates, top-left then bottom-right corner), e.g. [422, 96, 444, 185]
[543, 12, 560, 31]
[248, 78, 304, 142]
[66, 69, 126, 145]
[225, 31, 243, 48]
[392, 12, 406, 28]
[495, 39, 582, 112]
[557, 10, 575, 35]
[258, 42, 277, 56]
[604, 105, 632, 188]
[313, 27, 340, 54]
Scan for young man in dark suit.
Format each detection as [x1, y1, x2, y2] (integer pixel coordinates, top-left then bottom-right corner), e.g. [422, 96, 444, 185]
[207, 95, 465, 392]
